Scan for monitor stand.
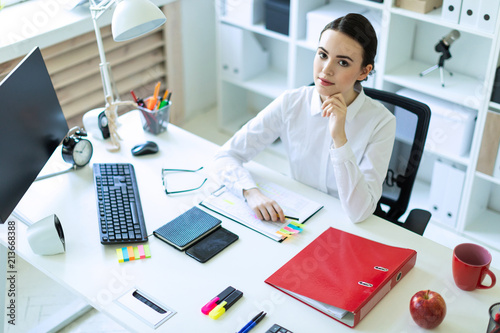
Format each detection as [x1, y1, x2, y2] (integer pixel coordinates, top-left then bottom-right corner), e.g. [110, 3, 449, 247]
[35, 165, 75, 181]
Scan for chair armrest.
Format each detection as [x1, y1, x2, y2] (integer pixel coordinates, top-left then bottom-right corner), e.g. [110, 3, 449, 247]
[402, 209, 432, 236]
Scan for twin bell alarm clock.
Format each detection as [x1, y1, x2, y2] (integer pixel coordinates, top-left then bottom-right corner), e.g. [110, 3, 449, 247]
[61, 126, 93, 167]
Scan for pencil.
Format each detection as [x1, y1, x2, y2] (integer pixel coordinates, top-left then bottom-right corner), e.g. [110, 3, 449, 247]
[285, 216, 299, 221]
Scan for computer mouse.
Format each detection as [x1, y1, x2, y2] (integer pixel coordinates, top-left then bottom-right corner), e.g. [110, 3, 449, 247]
[131, 141, 159, 156]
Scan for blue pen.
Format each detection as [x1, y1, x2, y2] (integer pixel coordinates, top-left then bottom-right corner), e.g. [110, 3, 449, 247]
[237, 311, 263, 333]
[239, 311, 266, 333]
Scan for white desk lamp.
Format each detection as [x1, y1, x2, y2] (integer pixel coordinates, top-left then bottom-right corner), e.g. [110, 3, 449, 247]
[21, 0, 166, 256]
[88, 0, 166, 150]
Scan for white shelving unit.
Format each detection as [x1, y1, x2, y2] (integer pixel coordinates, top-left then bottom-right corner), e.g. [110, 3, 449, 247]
[215, 0, 500, 252]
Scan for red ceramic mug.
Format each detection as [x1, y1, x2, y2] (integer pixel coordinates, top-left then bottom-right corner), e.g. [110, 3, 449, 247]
[452, 243, 496, 291]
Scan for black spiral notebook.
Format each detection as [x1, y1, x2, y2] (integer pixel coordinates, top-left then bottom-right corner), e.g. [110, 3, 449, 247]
[153, 207, 221, 251]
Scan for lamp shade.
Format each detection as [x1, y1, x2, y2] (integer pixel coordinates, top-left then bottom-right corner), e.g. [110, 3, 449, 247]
[111, 0, 166, 42]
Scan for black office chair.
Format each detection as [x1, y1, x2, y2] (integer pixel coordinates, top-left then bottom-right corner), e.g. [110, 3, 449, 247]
[364, 87, 432, 236]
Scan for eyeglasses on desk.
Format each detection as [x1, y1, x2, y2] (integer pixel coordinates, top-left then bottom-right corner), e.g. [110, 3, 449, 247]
[161, 166, 207, 195]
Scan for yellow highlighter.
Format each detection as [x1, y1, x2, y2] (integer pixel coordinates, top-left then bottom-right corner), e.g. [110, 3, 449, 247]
[208, 289, 243, 319]
[208, 302, 226, 319]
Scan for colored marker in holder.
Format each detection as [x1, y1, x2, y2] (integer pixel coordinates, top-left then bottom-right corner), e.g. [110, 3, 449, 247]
[117, 244, 151, 262]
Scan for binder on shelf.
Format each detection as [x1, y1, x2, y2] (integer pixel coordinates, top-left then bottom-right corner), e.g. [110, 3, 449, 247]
[265, 0, 290, 36]
[265, 227, 417, 328]
[395, 0, 444, 14]
[429, 161, 445, 225]
[477, 111, 500, 175]
[491, 67, 500, 104]
[493, 144, 500, 179]
[477, 0, 500, 34]
[219, 23, 269, 82]
[459, 0, 480, 28]
[441, 0, 463, 24]
[200, 181, 323, 242]
[429, 160, 465, 228]
[441, 165, 466, 228]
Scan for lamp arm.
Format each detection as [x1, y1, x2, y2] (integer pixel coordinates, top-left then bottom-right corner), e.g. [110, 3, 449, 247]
[90, 0, 120, 107]
[89, 0, 115, 20]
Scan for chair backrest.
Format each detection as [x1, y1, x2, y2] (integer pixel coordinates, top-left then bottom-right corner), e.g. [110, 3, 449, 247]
[364, 87, 431, 223]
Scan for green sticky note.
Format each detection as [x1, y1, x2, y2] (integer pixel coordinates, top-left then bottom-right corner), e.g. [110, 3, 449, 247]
[279, 228, 293, 235]
[133, 247, 140, 260]
[144, 244, 151, 258]
[289, 221, 305, 228]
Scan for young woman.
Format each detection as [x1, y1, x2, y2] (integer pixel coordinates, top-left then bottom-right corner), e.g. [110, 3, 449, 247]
[213, 13, 396, 223]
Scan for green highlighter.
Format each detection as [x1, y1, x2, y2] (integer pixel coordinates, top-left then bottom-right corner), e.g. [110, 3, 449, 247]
[159, 92, 172, 108]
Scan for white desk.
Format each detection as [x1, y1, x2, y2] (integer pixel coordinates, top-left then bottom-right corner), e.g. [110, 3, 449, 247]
[1, 111, 499, 332]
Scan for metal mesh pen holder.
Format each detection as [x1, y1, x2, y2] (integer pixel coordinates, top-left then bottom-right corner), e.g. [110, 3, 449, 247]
[138, 99, 171, 135]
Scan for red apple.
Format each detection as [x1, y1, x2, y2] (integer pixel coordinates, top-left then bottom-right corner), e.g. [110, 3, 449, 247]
[409, 290, 446, 329]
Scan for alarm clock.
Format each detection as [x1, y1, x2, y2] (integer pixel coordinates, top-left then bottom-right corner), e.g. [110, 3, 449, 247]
[61, 126, 93, 167]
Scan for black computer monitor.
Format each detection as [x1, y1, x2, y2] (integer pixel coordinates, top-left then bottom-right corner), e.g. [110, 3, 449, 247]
[0, 47, 69, 224]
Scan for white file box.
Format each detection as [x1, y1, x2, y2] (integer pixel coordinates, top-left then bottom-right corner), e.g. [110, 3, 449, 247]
[477, 0, 500, 34]
[459, 0, 480, 28]
[441, 0, 462, 24]
[429, 160, 466, 228]
[219, 23, 269, 82]
[306, 2, 368, 45]
[396, 89, 476, 157]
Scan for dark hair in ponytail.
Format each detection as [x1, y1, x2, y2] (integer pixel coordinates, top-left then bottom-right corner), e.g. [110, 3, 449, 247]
[320, 13, 377, 74]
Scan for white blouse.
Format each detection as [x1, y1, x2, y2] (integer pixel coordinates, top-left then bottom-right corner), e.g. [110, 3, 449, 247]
[213, 85, 396, 223]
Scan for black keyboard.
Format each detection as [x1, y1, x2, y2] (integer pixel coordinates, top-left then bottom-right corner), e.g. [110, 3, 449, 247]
[93, 163, 148, 244]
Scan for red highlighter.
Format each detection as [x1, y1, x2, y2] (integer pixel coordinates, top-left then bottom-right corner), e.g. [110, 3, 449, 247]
[201, 286, 236, 315]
